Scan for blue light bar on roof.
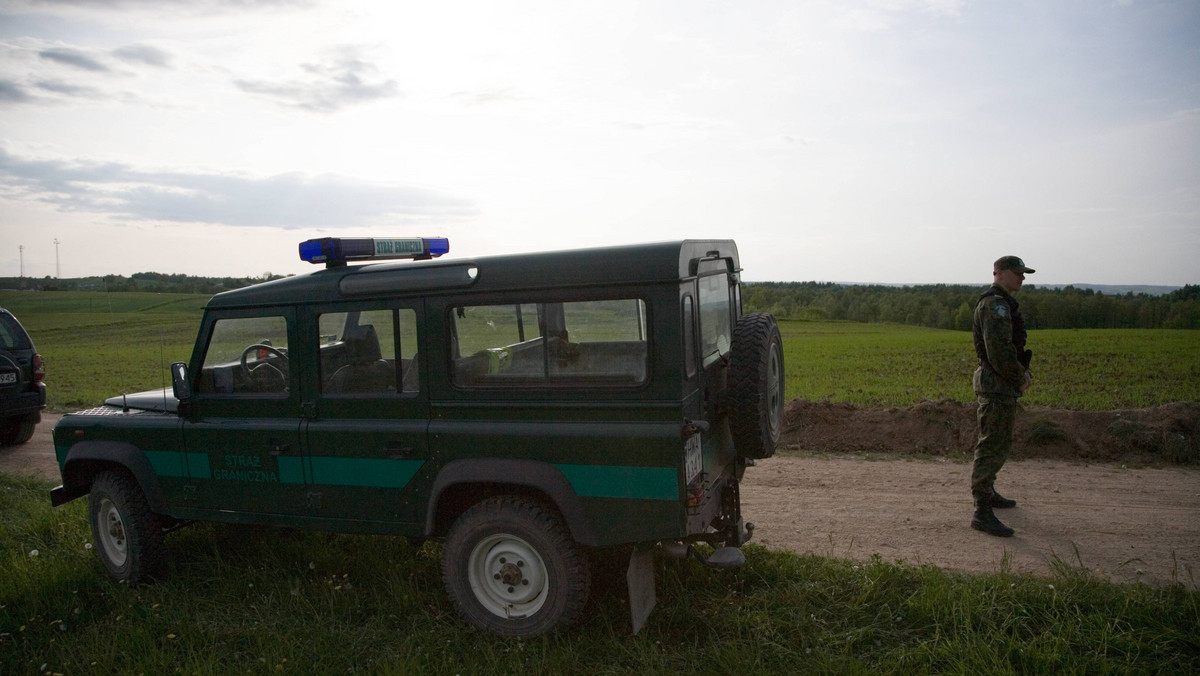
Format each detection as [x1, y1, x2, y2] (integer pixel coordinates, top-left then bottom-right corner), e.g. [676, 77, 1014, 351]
[299, 237, 450, 267]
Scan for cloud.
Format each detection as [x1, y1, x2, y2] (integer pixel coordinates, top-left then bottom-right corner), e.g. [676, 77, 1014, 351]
[38, 46, 109, 72]
[35, 79, 103, 98]
[0, 79, 32, 103]
[0, 147, 476, 228]
[112, 43, 173, 68]
[234, 48, 400, 112]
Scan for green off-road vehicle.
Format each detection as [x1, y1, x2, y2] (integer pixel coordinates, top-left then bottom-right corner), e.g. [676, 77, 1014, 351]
[51, 237, 784, 636]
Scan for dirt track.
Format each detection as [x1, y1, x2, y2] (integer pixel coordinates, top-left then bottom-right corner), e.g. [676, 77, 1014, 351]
[5, 413, 1198, 588]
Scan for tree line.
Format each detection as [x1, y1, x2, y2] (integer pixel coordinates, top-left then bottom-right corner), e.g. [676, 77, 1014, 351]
[0, 272, 288, 295]
[742, 282, 1200, 330]
[4, 273, 1196, 330]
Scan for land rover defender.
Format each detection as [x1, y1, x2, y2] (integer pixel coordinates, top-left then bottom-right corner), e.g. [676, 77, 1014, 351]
[51, 237, 784, 636]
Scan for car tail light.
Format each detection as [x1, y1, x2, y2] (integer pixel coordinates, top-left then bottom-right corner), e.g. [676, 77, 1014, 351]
[32, 353, 44, 382]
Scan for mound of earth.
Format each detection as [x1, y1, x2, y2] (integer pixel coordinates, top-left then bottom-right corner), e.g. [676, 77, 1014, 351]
[783, 399, 1200, 465]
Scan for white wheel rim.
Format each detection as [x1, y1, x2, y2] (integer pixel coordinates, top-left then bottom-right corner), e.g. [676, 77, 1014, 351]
[96, 497, 128, 567]
[467, 533, 549, 619]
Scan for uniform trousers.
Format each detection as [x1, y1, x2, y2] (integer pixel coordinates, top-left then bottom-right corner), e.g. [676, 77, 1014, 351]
[971, 395, 1018, 507]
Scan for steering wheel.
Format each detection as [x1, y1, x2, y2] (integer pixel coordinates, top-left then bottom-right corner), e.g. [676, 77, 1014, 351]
[240, 344, 289, 387]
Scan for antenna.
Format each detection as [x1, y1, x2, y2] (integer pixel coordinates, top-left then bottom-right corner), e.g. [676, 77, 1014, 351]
[161, 336, 168, 411]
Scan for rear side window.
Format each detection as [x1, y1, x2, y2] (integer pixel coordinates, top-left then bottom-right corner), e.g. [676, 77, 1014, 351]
[451, 299, 648, 387]
[318, 308, 419, 395]
[698, 274, 733, 367]
[0, 314, 32, 351]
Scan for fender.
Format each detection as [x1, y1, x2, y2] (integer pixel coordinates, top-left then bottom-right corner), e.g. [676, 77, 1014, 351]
[51, 441, 167, 512]
[427, 458, 597, 545]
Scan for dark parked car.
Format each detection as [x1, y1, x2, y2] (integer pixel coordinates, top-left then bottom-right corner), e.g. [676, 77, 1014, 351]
[0, 307, 45, 445]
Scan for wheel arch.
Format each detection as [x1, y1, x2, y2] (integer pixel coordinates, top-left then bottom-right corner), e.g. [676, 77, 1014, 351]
[426, 459, 597, 545]
[53, 441, 167, 511]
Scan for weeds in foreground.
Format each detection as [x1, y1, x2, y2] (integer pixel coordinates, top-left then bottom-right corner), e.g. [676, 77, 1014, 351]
[3, 475, 1197, 675]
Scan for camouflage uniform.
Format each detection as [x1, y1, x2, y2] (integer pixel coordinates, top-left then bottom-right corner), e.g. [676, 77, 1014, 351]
[970, 282, 1029, 507]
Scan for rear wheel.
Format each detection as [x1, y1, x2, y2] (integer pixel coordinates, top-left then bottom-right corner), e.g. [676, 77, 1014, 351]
[442, 495, 590, 637]
[729, 312, 785, 459]
[0, 414, 36, 445]
[88, 471, 166, 583]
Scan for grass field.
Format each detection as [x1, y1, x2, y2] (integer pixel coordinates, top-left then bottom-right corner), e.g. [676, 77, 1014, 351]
[2, 474, 1197, 674]
[5, 289, 1197, 412]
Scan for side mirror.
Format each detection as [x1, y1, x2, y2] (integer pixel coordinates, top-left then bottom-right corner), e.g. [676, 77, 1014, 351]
[171, 362, 192, 403]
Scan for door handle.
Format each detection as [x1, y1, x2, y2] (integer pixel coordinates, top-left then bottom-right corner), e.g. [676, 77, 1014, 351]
[386, 445, 416, 460]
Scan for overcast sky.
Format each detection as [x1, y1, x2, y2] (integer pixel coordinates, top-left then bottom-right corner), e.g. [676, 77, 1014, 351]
[1, 0, 1197, 286]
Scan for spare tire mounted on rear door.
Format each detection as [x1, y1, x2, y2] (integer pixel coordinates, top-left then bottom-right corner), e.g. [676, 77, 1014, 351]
[729, 312, 785, 460]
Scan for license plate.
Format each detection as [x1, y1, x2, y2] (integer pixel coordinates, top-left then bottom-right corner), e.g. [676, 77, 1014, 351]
[0, 372, 16, 385]
[685, 434, 703, 485]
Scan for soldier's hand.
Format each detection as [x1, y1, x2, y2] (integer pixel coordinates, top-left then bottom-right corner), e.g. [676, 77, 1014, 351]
[1021, 370, 1032, 392]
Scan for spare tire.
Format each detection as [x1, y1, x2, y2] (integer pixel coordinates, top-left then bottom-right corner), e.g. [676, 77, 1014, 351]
[729, 312, 784, 459]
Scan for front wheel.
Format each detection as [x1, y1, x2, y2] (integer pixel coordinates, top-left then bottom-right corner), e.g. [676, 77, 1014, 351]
[88, 471, 166, 583]
[442, 496, 590, 637]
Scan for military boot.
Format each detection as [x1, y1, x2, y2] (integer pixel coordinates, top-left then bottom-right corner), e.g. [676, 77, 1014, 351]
[988, 491, 1017, 509]
[971, 506, 1014, 537]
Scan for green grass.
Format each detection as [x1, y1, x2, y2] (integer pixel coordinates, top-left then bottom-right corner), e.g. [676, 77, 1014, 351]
[4, 291, 1198, 412]
[2, 475, 1197, 674]
[779, 320, 1200, 410]
[2, 291, 204, 411]
[4, 290, 1195, 413]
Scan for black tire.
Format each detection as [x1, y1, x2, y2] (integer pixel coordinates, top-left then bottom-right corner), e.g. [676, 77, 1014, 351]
[729, 312, 785, 459]
[442, 495, 590, 637]
[88, 471, 166, 583]
[0, 415, 36, 445]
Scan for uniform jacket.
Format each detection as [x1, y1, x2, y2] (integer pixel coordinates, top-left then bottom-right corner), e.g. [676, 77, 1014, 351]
[972, 284, 1028, 398]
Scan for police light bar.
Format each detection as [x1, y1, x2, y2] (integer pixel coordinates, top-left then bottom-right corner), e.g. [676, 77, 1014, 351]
[299, 237, 449, 267]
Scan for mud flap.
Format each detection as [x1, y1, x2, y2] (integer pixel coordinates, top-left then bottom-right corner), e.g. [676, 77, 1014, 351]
[626, 543, 656, 634]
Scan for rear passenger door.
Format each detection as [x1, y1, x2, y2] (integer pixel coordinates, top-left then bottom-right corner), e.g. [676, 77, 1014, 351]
[302, 303, 430, 528]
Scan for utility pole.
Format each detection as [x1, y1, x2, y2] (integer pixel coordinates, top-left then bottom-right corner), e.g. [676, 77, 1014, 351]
[18, 245, 24, 277]
[54, 238, 60, 278]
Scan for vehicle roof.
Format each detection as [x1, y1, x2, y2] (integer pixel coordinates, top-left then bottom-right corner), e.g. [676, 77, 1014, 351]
[206, 239, 740, 309]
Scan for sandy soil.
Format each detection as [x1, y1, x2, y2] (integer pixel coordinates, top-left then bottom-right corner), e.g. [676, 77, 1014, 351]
[5, 411, 1198, 587]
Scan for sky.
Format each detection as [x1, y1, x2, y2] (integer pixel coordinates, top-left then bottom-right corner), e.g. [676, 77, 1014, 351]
[0, 0, 1197, 286]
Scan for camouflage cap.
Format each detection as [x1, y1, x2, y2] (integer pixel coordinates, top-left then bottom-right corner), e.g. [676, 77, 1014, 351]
[994, 256, 1036, 274]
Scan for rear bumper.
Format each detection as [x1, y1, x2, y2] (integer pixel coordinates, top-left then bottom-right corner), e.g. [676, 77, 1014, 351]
[1, 384, 45, 418]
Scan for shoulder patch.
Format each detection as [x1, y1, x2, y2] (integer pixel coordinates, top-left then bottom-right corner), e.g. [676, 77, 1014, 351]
[993, 303, 1008, 318]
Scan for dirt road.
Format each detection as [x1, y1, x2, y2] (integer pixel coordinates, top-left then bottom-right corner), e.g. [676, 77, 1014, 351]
[5, 414, 1198, 587]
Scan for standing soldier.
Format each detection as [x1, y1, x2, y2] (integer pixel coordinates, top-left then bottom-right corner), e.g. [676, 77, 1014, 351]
[970, 256, 1036, 537]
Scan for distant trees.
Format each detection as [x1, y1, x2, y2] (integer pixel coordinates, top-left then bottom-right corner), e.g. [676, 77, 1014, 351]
[743, 283, 1200, 330]
[0, 272, 289, 295]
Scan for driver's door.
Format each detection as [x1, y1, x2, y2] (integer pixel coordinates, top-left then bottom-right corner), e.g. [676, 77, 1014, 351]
[179, 308, 310, 520]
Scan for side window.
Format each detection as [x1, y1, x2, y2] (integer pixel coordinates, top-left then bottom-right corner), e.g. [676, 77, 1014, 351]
[0, 314, 32, 350]
[698, 274, 733, 367]
[319, 308, 419, 395]
[682, 295, 697, 378]
[196, 316, 289, 395]
[451, 299, 648, 387]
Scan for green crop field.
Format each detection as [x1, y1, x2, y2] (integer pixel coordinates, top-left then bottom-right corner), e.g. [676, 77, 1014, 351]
[3, 290, 1198, 411]
[778, 320, 1200, 410]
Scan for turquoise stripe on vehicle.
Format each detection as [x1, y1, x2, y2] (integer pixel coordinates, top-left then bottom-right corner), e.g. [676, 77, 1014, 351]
[144, 450, 187, 478]
[554, 464, 678, 501]
[308, 457, 424, 489]
[185, 452, 211, 479]
[277, 457, 305, 484]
